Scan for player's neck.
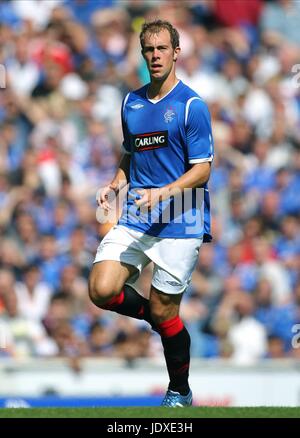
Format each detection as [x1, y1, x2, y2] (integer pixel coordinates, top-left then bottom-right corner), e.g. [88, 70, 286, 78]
[148, 74, 179, 101]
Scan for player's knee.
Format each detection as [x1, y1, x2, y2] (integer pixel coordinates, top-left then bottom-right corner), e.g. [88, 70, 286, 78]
[88, 277, 115, 306]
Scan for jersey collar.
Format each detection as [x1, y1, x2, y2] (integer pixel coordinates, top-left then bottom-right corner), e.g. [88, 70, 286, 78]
[146, 80, 181, 104]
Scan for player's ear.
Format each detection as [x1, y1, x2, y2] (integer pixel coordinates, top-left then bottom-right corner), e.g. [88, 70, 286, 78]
[173, 46, 181, 62]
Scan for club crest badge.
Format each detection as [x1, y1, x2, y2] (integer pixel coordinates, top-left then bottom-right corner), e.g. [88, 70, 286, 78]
[164, 108, 175, 123]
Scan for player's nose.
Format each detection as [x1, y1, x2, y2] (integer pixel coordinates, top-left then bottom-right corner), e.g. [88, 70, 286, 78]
[152, 48, 160, 58]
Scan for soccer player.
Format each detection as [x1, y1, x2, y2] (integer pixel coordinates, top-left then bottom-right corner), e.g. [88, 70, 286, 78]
[89, 20, 214, 407]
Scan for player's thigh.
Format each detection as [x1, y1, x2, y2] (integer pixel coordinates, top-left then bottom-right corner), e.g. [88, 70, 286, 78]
[94, 225, 150, 278]
[149, 285, 183, 324]
[145, 236, 202, 295]
[89, 260, 138, 298]
[90, 224, 148, 297]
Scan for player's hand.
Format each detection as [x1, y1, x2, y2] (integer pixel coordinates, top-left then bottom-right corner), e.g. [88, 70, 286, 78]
[97, 182, 119, 212]
[135, 188, 164, 211]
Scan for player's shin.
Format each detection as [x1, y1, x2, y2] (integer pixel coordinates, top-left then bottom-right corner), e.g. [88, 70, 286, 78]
[158, 316, 191, 396]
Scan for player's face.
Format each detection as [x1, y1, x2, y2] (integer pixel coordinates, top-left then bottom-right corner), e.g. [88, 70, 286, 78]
[142, 29, 180, 81]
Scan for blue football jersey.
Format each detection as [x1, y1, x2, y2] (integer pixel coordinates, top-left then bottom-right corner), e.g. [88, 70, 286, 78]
[118, 80, 214, 241]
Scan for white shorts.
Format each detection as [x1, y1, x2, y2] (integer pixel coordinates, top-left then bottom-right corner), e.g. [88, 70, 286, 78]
[94, 225, 202, 294]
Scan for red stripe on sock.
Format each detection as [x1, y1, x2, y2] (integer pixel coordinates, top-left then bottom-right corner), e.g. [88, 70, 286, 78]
[101, 290, 124, 309]
[138, 306, 144, 317]
[158, 315, 184, 338]
[173, 362, 189, 375]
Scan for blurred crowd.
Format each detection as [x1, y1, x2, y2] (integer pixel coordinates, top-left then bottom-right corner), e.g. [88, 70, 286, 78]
[0, 0, 299, 366]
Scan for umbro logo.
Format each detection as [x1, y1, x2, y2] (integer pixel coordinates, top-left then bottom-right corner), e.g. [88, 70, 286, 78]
[165, 280, 180, 286]
[131, 103, 144, 109]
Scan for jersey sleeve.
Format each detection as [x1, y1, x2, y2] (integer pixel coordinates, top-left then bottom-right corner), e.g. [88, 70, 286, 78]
[185, 97, 214, 164]
[121, 93, 131, 154]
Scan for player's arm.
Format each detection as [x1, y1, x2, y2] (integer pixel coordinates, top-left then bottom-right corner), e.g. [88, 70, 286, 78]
[135, 162, 210, 209]
[162, 97, 213, 197]
[98, 153, 131, 211]
[162, 161, 211, 195]
[98, 91, 133, 211]
[111, 153, 131, 191]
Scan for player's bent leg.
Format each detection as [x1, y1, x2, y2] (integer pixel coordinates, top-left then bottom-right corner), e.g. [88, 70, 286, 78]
[89, 260, 156, 326]
[88, 260, 136, 306]
[149, 286, 192, 407]
[89, 225, 157, 324]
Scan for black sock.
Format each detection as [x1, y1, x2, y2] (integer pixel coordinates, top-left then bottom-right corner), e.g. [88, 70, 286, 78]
[160, 324, 191, 395]
[101, 284, 156, 330]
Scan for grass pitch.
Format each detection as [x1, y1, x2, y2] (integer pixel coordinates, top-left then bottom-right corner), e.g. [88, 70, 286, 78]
[0, 407, 299, 418]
